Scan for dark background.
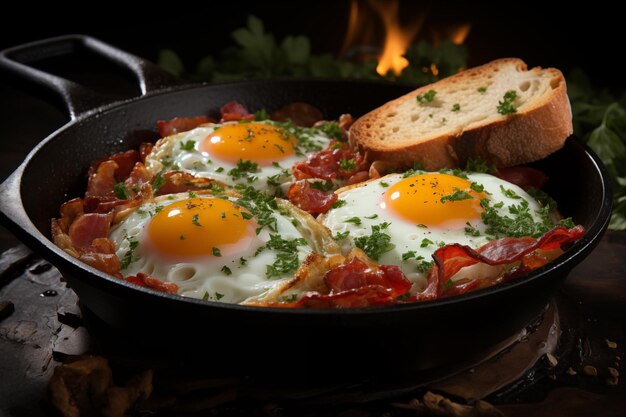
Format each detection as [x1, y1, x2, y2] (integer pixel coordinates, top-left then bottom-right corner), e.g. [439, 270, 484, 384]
[0, 1, 622, 251]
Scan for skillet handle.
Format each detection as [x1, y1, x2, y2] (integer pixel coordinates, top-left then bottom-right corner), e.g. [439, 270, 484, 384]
[0, 34, 186, 119]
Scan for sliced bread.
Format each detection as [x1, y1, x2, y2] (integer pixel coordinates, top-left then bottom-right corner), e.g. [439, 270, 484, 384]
[349, 58, 572, 170]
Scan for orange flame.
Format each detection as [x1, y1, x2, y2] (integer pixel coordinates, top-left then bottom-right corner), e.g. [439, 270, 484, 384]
[339, 0, 471, 77]
[371, 0, 423, 76]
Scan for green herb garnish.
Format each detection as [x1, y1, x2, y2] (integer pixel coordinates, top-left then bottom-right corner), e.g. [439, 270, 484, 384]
[113, 182, 130, 200]
[180, 140, 195, 150]
[416, 89, 437, 104]
[497, 90, 518, 115]
[354, 222, 395, 261]
[440, 188, 473, 203]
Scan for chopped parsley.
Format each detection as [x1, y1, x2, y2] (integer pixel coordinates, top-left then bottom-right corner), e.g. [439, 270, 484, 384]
[416, 259, 434, 274]
[559, 217, 576, 228]
[254, 109, 269, 121]
[500, 185, 522, 199]
[212, 247, 221, 257]
[239, 257, 248, 266]
[402, 250, 417, 261]
[451, 103, 461, 112]
[221, 265, 232, 275]
[202, 291, 210, 301]
[179, 235, 186, 240]
[416, 89, 437, 104]
[235, 184, 279, 234]
[274, 143, 285, 154]
[464, 222, 481, 237]
[354, 222, 395, 261]
[481, 198, 552, 238]
[333, 230, 350, 240]
[332, 199, 347, 209]
[188, 191, 197, 198]
[180, 140, 196, 151]
[215, 292, 225, 300]
[151, 171, 167, 192]
[470, 182, 485, 193]
[209, 183, 224, 195]
[228, 159, 260, 182]
[278, 294, 298, 303]
[364, 214, 379, 219]
[120, 235, 139, 270]
[215, 167, 225, 173]
[192, 214, 202, 226]
[345, 216, 362, 225]
[497, 90, 518, 115]
[420, 238, 434, 248]
[339, 158, 356, 171]
[380, 181, 389, 188]
[154, 205, 164, 213]
[264, 234, 307, 279]
[310, 181, 335, 192]
[440, 188, 474, 203]
[316, 121, 347, 141]
[266, 168, 290, 187]
[478, 86, 487, 93]
[113, 182, 130, 200]
[220, 211, 226, 219]
[241, 211, 253, 220]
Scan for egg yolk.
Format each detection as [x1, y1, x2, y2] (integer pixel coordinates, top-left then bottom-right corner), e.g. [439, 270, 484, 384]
[147, 198, 255, 258]
[382, 173, 487, 228]
[201, 123, 297, 165]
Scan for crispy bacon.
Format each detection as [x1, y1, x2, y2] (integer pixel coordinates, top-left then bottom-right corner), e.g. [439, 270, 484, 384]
[270, 102, 323, 127]
[324, 257, 411, 297]
[154, 171, 217, 196]
[287, 180, 338, 215]
[86, 160, 118, 198]
[139, 143, 154, 163]
[220, 101, 254, 122]
[125, 273, 179, 294]
[156, 116, 214, 137]
[292, 141, 368, 181]
[416, 225, 586, 301]
[88, 150, 139, 183]
[68, 213, 113, 249]
[78, 238, 122, 278]
[495, 167, 548, 191]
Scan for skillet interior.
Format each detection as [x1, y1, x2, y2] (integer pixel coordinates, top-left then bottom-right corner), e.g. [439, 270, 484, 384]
[2, 79, 612, 377]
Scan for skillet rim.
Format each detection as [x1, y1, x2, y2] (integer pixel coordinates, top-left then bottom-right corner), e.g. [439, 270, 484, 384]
[0, 78, 613, 317]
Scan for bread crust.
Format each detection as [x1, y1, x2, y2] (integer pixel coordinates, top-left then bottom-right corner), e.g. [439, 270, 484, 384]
[349, 58, 573, 170]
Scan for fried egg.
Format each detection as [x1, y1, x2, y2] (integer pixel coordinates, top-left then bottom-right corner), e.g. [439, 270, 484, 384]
[145, 121, 333, 193]
[321, 171, 552, 289]
[109, 191, 317, 303]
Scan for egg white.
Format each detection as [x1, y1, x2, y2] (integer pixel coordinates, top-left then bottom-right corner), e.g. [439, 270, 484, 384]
[109, 192, 314, 303]
[144, 121, 333, 194]
[321, 172, 548, 290]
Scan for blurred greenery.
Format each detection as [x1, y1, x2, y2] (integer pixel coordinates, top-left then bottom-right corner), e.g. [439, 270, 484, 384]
[158, 15, 626, 230]
[157, 15, 466, 83]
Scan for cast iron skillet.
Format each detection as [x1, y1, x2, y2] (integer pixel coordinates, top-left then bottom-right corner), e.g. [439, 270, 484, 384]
[0, 35, 612, 378]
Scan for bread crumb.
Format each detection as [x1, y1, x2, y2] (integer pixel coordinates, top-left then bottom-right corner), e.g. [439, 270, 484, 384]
[606, 339, 617, 349]
[583, 365, 598, 376]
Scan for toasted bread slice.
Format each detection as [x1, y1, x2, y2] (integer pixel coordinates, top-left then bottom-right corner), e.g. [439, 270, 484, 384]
[350, 58, 572, 170]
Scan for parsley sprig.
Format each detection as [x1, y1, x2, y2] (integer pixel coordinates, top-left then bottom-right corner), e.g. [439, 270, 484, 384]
[354, 222, 395, 261]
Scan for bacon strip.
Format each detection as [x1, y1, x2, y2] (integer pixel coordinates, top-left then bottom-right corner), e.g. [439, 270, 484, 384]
[416, 225, 586, 301]
[125, 273, 179, 294]
[156, 116, 214, 137]
[324, 257, 411, 297]
[292, 141, 368, 182]
[220, 101, 254, 122]
[68, 213, 113, 249]
[287, 180, 338, 215]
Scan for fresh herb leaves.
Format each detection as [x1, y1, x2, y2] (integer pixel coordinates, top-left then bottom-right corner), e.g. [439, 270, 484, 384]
[354, 222, 395, 261]
[497, 90, 518, 115]
[416, 89, 437, 104]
